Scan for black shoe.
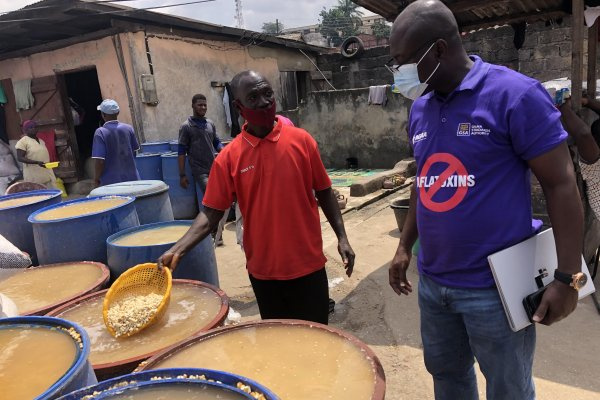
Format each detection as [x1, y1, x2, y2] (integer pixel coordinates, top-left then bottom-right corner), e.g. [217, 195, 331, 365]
[328, 298, 335, 314]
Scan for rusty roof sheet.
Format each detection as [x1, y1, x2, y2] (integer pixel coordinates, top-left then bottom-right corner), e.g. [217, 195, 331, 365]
[353, 0, 569, 30]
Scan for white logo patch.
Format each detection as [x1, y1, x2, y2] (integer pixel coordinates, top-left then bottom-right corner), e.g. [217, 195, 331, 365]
[413, 131, 428, 144]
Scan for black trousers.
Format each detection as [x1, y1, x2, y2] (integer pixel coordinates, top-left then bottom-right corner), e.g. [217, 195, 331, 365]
[249, 267, 329, 325]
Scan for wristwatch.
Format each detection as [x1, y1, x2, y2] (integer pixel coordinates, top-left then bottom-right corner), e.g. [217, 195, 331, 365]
[554, 270, 588, 291]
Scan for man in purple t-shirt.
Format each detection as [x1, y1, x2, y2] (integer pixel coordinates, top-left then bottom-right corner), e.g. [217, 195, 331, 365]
[388, 1, 584, 399]
[92, 99, 140, 187]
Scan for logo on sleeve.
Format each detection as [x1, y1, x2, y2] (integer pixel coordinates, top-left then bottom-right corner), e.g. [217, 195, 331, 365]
[416, 153, 475, 212]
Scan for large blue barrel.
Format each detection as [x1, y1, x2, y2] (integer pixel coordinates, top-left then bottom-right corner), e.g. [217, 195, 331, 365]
[58, 368, 277, 400]
[89, 180, 173, 225]
[1, 316, 97, 400]
[140, 141, 170, 153]
[135, 152, 162, 180]
[169, 140, 179, 152]
[0, 190, 62, 264]
[161, 153, 198, 219]
[28, 196, 139, 265]
[106, 220, 218, 286]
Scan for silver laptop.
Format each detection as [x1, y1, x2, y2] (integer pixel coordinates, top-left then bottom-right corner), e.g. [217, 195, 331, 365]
[487, 228, 595, 332]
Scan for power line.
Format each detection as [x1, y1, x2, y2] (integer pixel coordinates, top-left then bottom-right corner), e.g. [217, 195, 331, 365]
[0, 0, 217, 23]
[0, 0, 155, 15]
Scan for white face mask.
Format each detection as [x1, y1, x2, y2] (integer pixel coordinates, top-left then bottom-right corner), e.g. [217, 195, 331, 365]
[392, 42, 441, 100]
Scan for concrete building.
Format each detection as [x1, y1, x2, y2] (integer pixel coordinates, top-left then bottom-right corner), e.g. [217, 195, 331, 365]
[0, 0, 323, 183]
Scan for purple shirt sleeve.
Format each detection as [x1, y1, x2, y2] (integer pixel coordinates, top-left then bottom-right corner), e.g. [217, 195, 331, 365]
[91, 129, 106, 159]
[508, 82, 567, 160]
[129, 128, 139, 151]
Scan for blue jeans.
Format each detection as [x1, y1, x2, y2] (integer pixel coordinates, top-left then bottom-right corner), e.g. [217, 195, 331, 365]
[418, 274, 536, 400]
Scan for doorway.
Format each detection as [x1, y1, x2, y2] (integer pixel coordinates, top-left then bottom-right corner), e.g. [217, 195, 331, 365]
[62, 68, 103, 164]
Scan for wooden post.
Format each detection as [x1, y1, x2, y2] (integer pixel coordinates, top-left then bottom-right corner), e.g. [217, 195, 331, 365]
[572, 0, 584, 111]
[587, 20, 598, 98]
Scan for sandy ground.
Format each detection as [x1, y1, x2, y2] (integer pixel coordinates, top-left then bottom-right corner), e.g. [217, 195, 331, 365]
[214, 190, 600, 400]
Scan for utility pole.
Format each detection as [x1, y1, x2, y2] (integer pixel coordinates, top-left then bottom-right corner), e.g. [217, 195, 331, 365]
[276, 19, 280, 35]
[235, 0, 244, 29]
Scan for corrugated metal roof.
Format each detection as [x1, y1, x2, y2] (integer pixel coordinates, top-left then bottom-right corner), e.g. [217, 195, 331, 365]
[353, 0, 569, 30]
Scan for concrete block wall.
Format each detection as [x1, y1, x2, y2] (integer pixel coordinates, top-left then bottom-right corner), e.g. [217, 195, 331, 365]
[316, 16, 594, 89]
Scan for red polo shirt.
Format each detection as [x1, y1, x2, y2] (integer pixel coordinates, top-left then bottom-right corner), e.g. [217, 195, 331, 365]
[202, 119, 331, 280]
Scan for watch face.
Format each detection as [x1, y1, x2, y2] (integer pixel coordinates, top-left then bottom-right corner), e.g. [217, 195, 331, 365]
[574, 273, 588, 289]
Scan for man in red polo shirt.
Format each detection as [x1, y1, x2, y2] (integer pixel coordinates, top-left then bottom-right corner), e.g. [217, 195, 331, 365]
[159, 70, 355, 324]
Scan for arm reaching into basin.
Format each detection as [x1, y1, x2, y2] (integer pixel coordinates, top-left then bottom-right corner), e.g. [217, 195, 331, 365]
[158, 207, 224, 271]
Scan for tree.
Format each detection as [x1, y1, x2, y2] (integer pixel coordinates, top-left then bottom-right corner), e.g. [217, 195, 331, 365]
[371, 20, 391, 44]
[262, 20, 284, 35]
[318, 0, 363, 47]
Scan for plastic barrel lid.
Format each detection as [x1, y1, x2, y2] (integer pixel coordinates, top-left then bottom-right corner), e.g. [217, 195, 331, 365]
[89, 180, 169, 198]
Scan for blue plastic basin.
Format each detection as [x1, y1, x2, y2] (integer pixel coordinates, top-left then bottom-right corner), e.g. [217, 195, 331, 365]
[0, 190, 62, 264]
[57, 368, 278, 400]
[0, 316, 97, 400]
[134, 153, 162, 180]
[106, 220, 218, 285]
[161, 153, 198, 219]
[140, 141, 170, 153]
[28, 196, 139, 265]
[89, 180, 173, 225]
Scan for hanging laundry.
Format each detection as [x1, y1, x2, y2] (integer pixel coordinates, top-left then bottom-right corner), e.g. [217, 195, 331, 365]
[368, 85, 388, 106]
[585, 5, 600, 26]
[0, 82, 7, 104]
[223, 88, 232, 128]
[225, 82, 241, 137]
[13, 79, 34, 111]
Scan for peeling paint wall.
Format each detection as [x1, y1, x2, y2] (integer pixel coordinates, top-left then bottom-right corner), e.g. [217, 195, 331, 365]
[285, 87, 412, 169]
[0, 34, 135, 126]
[135, 33, 316, 141]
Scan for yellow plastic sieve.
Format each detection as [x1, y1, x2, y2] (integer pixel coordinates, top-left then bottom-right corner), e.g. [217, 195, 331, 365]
[103, 263, 172, 338]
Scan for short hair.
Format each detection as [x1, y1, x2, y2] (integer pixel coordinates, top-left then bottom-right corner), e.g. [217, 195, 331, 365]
[230, 71, 254, 101]
[192, 94, 206, 104]
[591, 119, 600, 146]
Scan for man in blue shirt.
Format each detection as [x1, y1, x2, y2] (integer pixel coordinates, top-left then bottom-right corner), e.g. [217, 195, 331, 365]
[388, 1, 584, 399]
[91, 99, 140, 187]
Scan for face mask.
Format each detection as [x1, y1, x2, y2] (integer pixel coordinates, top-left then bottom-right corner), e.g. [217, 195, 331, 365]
[392, 42, 441, 100]
[238, 101, 277, 128]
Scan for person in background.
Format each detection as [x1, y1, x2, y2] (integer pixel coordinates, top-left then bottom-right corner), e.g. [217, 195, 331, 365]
[92, 99, 140, 187]
[388, 1, 584, 399]
[160, 70, 355, 324]
[178, 94, 226, 246]
[559, 95, 600, 220]
[15, 120, 57, 189]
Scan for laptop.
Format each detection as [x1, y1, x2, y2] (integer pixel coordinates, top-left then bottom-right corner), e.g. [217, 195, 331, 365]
[487, 228, 595, 332]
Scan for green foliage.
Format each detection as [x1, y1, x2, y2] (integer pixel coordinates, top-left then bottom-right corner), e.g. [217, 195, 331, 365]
[262, 20, 284, 34]
[318, 0, 363, 46]
[372, 20, 391, 40]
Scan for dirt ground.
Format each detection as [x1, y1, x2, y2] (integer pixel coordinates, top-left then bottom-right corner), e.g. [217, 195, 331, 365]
[214, 190, 600, 400]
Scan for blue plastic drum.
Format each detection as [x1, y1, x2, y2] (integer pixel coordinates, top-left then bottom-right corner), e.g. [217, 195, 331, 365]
[89, 180, 173, 225]
[57, 368, 278, 400]
[28, 196, 139, 265]
[169, 140, 179, 152]
[0, 190, 62, 264]
[161, 153, 198, 219]
[106, 220, 218, 286]
[0, 316, 97, 400]
[140, 141, 170, 153]
[134, 153, 162, 180]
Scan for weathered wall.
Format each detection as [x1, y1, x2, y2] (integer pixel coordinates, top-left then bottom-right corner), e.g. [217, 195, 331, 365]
[135, 32, 316, 141]
[317, 16, 594, 89]
[283, 87, 412, 169]
[0, 34, 135, 129]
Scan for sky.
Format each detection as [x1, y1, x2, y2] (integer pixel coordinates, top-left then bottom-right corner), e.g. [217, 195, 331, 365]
[0, 0, 375, 32]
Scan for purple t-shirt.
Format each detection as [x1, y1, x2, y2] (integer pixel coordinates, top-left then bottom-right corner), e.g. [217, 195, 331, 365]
[92, 121, 140, 185]
[409, 56, 567, 288]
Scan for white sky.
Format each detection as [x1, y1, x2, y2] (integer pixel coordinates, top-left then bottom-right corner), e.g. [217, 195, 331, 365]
[0, 0, 375, 31]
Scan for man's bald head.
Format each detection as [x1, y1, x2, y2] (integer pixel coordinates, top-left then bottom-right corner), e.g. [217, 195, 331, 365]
[230, 70, 270, 101]
[392, 0, 460, 49]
